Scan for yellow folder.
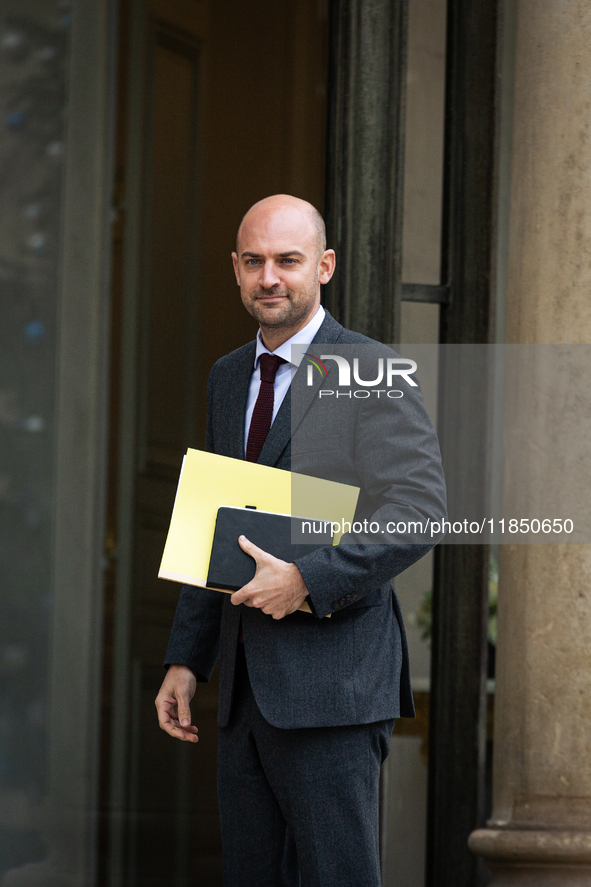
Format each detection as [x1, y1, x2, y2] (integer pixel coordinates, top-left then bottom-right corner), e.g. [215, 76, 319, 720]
[158, 449, 360, 614]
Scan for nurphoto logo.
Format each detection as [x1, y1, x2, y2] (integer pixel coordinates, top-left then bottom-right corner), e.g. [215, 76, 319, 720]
[306, 354, 418, 399]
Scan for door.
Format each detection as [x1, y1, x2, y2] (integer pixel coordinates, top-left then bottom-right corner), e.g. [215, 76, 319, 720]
[102, 1, 329, 883]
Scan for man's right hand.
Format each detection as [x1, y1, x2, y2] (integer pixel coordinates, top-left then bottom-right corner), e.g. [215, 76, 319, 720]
[155, 664, 199, 743]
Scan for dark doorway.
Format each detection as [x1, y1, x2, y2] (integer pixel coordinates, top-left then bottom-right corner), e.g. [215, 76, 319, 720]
[100, 1, 329, 883]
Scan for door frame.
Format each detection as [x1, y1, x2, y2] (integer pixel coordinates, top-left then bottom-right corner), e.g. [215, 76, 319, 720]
[46, 0, 117, 882]
[325, 1, 498, 883]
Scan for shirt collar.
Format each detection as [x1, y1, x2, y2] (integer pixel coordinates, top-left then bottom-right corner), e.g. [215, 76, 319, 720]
[254, 305, 326, 368]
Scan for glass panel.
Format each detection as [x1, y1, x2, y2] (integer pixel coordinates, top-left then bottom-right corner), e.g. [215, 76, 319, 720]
[401, 0, 447, 285]
[0, 0, 70, 877]
[400, 300, 440, 344]
[384, 0, 446, 881]
[383, 333, 438, 887]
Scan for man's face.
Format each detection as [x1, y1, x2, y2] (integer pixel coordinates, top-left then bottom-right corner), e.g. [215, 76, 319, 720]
[232, 205, 333, 335]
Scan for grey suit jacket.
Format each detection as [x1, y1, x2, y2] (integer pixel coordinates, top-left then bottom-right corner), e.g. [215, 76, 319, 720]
[164, 311, 446, 728]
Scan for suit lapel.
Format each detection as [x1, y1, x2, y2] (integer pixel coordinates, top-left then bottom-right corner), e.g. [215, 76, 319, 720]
[290, 311, 343, 439]
[258, 310, 343, 466]
[224, 341, 256, 460]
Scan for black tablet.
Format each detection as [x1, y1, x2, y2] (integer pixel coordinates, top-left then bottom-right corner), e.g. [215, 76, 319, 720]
[206, 506, 334, 591]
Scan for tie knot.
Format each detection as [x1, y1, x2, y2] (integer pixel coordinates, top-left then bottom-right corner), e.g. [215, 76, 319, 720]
[259, 353, 285, 384]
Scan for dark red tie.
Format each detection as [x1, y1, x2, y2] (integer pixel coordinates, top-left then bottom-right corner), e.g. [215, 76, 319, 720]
[246, 353, 285, 462]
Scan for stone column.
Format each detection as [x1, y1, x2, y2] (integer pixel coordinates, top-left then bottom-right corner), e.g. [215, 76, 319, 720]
[325, 0, 408, 341]
[3, 0, 115, 883]
[469, 0, 591, 882]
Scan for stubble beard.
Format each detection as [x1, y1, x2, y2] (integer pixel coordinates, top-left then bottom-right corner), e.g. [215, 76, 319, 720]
[244, 280, 319, 331]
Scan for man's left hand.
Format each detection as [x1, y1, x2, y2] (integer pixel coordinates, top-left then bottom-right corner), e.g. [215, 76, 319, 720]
[231, 536, 309, 619]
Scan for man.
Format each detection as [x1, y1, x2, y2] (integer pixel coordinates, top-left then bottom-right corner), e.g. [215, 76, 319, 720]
[155, 195, 446, 887]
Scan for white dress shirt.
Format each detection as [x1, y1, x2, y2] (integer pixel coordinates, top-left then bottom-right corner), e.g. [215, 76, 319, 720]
[244, 305, 326, 455]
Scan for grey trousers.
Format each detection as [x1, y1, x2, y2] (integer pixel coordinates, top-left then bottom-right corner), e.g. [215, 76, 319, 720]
[217, 644, 394, 887]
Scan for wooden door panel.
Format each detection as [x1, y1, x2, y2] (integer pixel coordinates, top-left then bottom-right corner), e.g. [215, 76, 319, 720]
[142, 31, 200, 473]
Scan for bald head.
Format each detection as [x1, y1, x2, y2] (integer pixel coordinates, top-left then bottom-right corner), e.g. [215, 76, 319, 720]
[231, 194, 335, 349]
[236, 195, 326, 259]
